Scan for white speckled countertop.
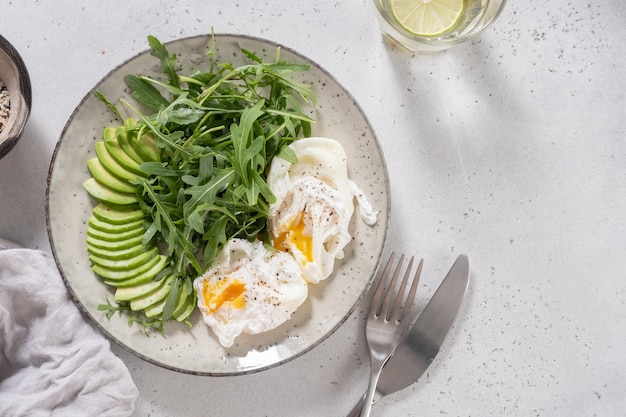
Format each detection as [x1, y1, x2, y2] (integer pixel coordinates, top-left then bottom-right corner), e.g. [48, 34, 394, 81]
[1, 1, 625, 416]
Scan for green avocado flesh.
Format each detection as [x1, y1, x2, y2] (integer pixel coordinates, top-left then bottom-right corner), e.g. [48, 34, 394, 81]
[95, 141, 140, 183]
[103, 129, 146, 177]
[89, 247, 158, 271]
[114, 273, 168, 302]
[86, 118, 196, 324]
[124, 118, 160, 163]
[92, 204, 144, 224]
[87, 158, 137, 194]
[87, 225, 144, 242]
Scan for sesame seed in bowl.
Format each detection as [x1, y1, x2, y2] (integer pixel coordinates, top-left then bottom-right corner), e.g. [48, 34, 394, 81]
[0, 34, 32, 159]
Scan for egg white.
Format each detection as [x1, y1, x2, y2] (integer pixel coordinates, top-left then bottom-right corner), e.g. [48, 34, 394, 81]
[267, 137, 356, 284]
[193, 238, 308, 348]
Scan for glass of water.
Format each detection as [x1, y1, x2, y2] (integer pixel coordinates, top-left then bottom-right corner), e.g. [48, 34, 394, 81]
[373, 0, 507, 52]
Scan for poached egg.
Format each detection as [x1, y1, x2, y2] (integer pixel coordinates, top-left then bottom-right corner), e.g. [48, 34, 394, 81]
[193, 238, 308, 348]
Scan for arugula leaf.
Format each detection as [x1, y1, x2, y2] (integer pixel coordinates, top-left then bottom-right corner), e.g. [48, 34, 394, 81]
[140, 161, 194, 177]
[124, 74, 170, 111]
[98, 298, 164, 334]
[161, 276, 180, 321]
[147, 35, 180, 88]
[94, 91, 122, 119]
[276, 144, 298, 164]
[230, 100, 265, 189]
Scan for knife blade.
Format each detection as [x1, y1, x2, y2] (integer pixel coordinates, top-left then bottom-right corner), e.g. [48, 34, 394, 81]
[347, 254, 471, 417]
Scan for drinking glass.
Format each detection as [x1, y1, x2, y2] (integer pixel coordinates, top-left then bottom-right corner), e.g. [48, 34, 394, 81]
[373, 0, 507, 52]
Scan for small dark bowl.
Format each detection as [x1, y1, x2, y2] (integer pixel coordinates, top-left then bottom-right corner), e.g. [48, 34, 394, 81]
[0, 34, 32, 159]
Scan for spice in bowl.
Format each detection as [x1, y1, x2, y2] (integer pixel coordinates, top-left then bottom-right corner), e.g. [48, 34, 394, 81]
[0, 80, 9, 134]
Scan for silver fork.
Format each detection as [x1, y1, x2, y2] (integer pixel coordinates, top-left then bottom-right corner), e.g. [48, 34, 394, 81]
[360, 252, 423, 417]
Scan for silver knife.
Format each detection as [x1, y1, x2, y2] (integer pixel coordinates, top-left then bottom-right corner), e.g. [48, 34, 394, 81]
[347, 254, 471, 417]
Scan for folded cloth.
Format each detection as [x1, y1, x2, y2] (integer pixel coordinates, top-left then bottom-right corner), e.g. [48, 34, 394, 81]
[0, 248, 138, 417]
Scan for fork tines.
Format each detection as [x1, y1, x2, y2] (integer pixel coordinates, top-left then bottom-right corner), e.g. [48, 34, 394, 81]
[371, 252, 423, 323]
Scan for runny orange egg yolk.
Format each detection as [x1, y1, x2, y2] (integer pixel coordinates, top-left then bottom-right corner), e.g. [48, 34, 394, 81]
[274, 218, 313, 263]
[202, 279, 246, 315]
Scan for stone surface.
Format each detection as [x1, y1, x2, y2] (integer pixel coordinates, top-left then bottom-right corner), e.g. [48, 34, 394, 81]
[1, 1, 625, 416]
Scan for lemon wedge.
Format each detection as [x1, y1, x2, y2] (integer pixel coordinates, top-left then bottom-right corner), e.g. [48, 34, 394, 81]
[390, 0, 465, 37]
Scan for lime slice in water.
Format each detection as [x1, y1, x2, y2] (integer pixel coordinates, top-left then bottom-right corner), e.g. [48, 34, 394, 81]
[390, 0, 465, 37]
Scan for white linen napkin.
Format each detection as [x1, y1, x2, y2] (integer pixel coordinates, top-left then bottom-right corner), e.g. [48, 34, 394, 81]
[0, 247, 138, 417]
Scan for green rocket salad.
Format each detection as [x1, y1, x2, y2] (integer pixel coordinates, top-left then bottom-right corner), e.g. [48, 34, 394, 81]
[87, 34, 316, 332]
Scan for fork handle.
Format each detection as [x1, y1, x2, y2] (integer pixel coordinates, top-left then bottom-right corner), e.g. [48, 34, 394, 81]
[360, 358, 386, 417]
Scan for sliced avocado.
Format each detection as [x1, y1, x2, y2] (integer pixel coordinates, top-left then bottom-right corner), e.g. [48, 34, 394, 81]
[125, 118, 160, 162]
[115, 273, 167, 302]
[92, 204, 144, 225]
[88, 217, 144, 233]
[89, 246, 159, 271]
[92, 251, 161, 280]
[143, 297, 166, 318]
[87, 224, 144, 242]
[173, 291, 196, 322]
[130, 275, 173, 311]
[87, 158, 136, 194]
[104, 255, 168, 287]
[83, 178, 137, 206]
[87, 234, 143, 251]
[95, 141, 139, 183]
[87, 243, 147, 260]
[114, 126, 144, 164]
[170, 284, 189, 317]
[103, 135, 146, 177]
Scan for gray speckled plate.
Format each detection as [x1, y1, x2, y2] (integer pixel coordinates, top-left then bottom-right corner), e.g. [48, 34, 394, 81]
[46, 34, 390, 376]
